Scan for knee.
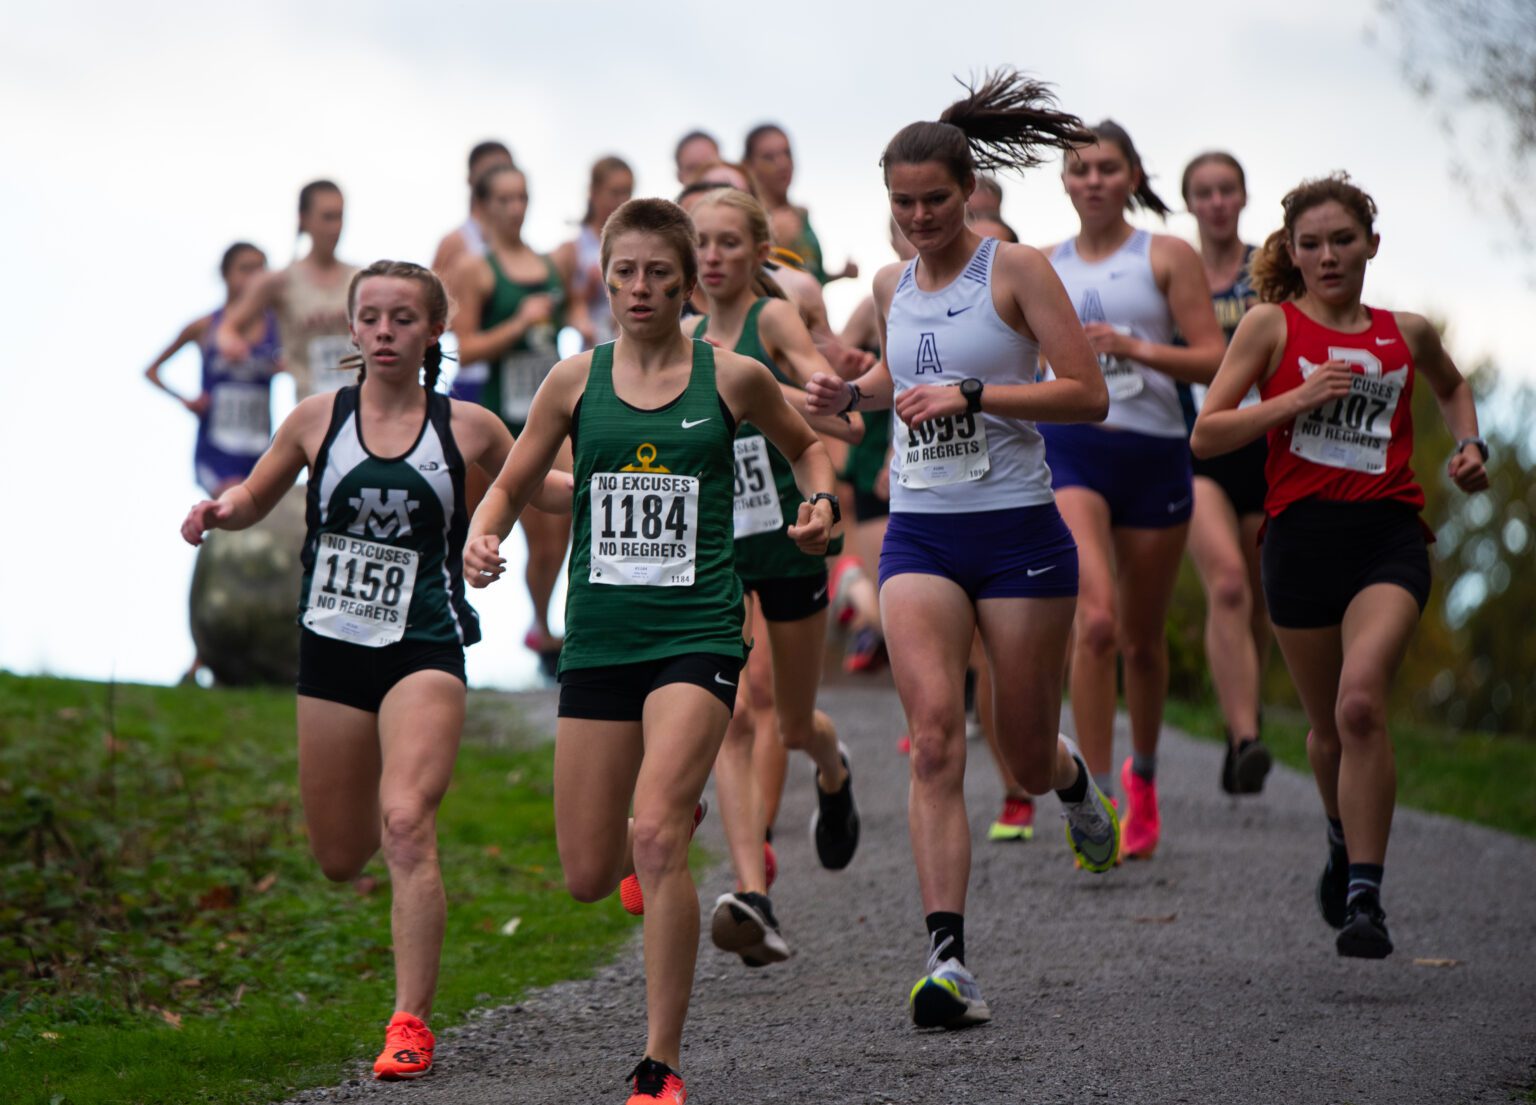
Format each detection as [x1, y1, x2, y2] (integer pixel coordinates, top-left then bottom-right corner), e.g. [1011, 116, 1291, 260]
[630, 813, 691, 882]
[564, 863, 615, 904]
[1119, 632, 1166, 672]
[777, 716, 814, 753]
[1076, 606, 1117, 659]
[312, 843, 371, 883]
[1208, 568, 1250, 615]
[909, 722, 964, 787]
[1012, 751, 1056, 796]
[1335, 686, 1387, 745]
[380, 804, 437, 870]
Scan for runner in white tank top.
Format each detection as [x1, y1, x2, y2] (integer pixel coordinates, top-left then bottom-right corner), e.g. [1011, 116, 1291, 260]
[553, 156, 633, 349]
[806, 69, 1125, 1033]
[1042, 120, 1225, 864]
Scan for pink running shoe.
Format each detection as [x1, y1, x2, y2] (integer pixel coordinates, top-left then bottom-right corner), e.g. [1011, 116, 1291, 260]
[619, 800, 708, 915]
[1119, 758, 1160, 860]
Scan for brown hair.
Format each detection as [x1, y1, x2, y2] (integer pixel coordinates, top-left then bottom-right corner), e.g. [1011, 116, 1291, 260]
[345, 260, 453, 390]
[695, 159, 762, 199]
[473, 162, 524, 206]
[1249, 173, 1379, 304]
[690, 188, 788, 300]
[599, 198, 699, 292]
[881, 69, 1091, 185]
[1180, 151, 1246, 204]
[1077, 120, 1170, 217]
[583, 155, 634, 225]
[743, 123, 787, 163]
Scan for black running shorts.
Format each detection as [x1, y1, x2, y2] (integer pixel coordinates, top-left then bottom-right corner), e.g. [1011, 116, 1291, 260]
[297, 629, 466, 713]
[1261, 500, 1431, 629]
[558, 652, 745, 721]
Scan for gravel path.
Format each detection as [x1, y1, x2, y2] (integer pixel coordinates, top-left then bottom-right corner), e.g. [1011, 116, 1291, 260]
[289, 685, 1536, 1104]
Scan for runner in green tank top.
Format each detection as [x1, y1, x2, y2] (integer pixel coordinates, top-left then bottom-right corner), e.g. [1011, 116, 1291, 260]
[464, 199, 838, 1105]
[183, 262, 572, 1082]
[448, 162, 581, 676]
[689, 188, 865, 969]
[742, 122, 859, 286]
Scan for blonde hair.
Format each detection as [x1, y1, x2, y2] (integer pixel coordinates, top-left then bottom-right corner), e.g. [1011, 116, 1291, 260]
[689, 188, 788, 300]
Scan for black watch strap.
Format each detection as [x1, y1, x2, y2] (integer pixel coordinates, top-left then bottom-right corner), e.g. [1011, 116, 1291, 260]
[809, 492, 842, 525]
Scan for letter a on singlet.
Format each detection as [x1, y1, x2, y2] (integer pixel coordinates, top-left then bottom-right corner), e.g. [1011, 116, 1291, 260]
[916, 332, 943, 374]
[1078, 288, 1107, 326]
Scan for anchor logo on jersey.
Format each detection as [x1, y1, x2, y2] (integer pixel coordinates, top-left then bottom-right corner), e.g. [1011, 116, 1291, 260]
[348, 488, 420, 540]
[620, 443, 671, 473]
[915, 332, 944, 375]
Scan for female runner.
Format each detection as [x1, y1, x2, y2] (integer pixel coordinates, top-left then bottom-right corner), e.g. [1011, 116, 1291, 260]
[1192, 174, 1487, 958]
[1179, 150, 1274, 794]
[450, 162, 583, 671]
[1043, 121, 1225, 859]
[806, 70, 1121, 1029]
[689, 187, 864, 966]
[742, 122, 858, 285]
[554, 155, 634, 348]
[465, 198, 838, 1103]
[218, 180, 360, 398]
[182, 260, 569, 1077]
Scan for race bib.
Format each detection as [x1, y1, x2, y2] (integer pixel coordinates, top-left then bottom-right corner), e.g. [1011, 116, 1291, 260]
[895, 409, 990, 489]
[206, 381, 271, 455]
[732, 435, 782, 538]
[303, 533, 418, 647]
[1290, 351, 1403, 475]
[498, 345, 557, 424]
[1097, 325, 1144, 401]
[589, 469, 699, 586]
[307, 334, 356, 394]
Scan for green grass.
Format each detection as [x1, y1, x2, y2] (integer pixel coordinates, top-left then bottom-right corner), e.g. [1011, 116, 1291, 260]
[1163, 697, 1536, 839]
[0, 673, 638, 1105]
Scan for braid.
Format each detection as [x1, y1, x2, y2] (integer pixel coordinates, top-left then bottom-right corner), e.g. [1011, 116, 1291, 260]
[423, 342, 444, 391]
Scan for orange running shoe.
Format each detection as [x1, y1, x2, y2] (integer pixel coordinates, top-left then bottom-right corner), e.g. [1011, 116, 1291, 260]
[619, 800, 708, 916]
[372, 1011, 434, 1080]
[1119, 757, 1161, 860]
[626, 1057, 686, 1103]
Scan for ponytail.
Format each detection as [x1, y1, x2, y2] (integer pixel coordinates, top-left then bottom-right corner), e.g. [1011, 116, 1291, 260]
[422, 342, 446, 391]
[1248, 228, 1305, 304]
[1083, 120, 1171, 218]
[1250, 172, 1379, 304]
[882, 69, 1091, 184]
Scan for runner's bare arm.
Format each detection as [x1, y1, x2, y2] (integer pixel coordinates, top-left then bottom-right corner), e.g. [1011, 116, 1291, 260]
[1399, 312, 1488, 492]
[145, 316, 210, 409]
[180, 394, 325, 545]
[431, 227, 467, 278]
[216, 270, 284, 359]
[805, 262, 902, 415]
[1096, 235, 1223, 385]
[1191, 305, 1334, 457]
[758, 298, 864, 443]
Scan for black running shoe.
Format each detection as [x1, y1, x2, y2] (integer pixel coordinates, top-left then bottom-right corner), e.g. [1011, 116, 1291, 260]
[810, 743, 860, 870]
[1317, 849, 1350, 930]
[1336, 891, 1393, 959]
[1233, 738, 1273, 794]
[711, 891, 792, 967]
[1220, 736, 1240, 795]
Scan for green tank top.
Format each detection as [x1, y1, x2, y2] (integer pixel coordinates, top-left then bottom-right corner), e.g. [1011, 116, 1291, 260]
[791, 209, 829, 285]
[843, 408, 892, 494]
[480, 250, 566, 434]
[562, 340, 745, 673]
[694, 300, 830, 581]
[300, 386, 478, 648]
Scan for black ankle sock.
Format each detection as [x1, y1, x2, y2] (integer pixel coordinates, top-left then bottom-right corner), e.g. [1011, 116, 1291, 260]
[925, 912, 965, 965]
[1326, 817, 1347, 855]
[1056, 758, 1089, 805]
[1346, 862, 1383, 905]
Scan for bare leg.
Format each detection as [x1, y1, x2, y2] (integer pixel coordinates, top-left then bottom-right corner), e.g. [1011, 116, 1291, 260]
[1188, 478, 1262, 742]
[1271, 624, 1345, 820]
[1112, 523, 1189, 762]
[1055, 488, 1118, 777]
[297, 696, 383, 881]
[974, 596, 1079, 794]
[715, 604, 767, 893]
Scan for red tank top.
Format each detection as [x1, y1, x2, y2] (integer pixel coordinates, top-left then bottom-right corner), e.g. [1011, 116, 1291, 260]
[1260, 302, 1424, 519]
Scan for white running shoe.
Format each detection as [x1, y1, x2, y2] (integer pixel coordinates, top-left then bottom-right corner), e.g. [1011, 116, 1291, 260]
[1057, 735, 1121, 873]
[710, 891, 793, 967]
[908, 934, 991, 1029]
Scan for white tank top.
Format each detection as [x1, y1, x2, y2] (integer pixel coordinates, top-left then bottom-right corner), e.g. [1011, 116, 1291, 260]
[1050, 229, 1183, 438]
[460, 216, 487, 257]
[885, 236, 1055, 514]
[575, 224, 615, 345]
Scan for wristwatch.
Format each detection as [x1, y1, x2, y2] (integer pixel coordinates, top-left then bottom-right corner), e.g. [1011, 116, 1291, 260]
[1456, 436, 1489, 462]
[960, 377, 984, 414]
[809, 492, 842, 525]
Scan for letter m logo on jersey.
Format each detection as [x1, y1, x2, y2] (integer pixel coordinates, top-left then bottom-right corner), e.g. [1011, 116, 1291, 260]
[348, 488, 420, 539]
[916, 332, 943, 375]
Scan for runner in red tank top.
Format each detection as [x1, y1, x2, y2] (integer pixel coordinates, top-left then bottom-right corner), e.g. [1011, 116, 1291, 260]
[1191, 174, 1488, 961]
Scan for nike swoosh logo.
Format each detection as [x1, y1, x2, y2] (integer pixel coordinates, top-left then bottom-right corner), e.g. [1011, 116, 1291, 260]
[1025, 566, 1056, 577]
[946, 306, 973, 317]
[1108, 271, 1130, 279]
[713, 672, 736, 686]
[681, 417, 711, 429]
[1374, 338, 1396, 346]
[813, 586, 829, 601]
[1167, 497, 1192, 513]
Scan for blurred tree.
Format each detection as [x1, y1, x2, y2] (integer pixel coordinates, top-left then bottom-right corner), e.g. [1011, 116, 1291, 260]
[1371, 0, 1536, 252]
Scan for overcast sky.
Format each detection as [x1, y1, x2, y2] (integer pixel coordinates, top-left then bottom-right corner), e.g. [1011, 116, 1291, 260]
[4, 0, 1529, 688]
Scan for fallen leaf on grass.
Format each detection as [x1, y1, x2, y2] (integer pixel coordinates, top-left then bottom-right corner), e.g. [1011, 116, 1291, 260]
[500, 917, 522, 937]
[55, 707, 82, 721]
[253, 872, 278, 894]
[175, 978, 202, 989]
[40, 1031, 60, 1041]
[156, 1008, 183, 1029]
[1133, 914, 1178, 924]
[1412, 957, 1463, 968]
[232, 984, 246, 1006]
[483, 845, 503, 858]
[198, 885, 238, 911]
